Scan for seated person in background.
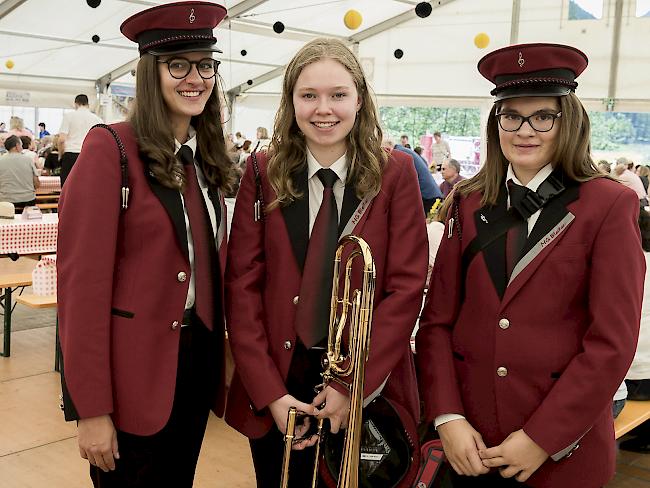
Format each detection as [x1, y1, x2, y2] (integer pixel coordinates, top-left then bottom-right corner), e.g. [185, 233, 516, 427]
[20, 135, 41, 170]
[390, 138, 444, 213]
[615, 157, 648, 205]
[639, 165, 650, 193]
[439, 158, 465, 197]
[43, 135, 61, 175]
[597, 160, 611, 175]
[0, 136, 40, 211]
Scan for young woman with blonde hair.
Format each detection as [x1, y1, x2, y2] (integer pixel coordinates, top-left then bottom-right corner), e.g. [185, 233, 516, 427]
[416, 43, 645, 488]
[226, 38, 427, 487]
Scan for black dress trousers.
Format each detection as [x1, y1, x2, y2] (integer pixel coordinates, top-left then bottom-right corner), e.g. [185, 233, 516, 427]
[249, 341, 326, 488]
[90, 314, 218, 488]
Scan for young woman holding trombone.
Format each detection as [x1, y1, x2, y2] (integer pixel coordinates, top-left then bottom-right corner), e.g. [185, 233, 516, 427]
[224, 38, 428, 487]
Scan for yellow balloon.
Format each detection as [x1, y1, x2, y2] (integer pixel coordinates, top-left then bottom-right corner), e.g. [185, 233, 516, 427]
[344, 9, 362, 30]
[5, 59, 14, 69]
[474, 33, 490, 49]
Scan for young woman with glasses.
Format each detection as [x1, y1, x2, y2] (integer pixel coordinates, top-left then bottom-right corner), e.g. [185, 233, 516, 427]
[416, 43, 645, 488]
[57, 3, 233, 487]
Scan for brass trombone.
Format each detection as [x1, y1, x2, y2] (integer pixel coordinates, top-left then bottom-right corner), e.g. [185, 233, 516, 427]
[281, 235, 376, 488]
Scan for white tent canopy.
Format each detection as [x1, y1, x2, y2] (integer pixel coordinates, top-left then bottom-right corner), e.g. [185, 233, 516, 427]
[0, 0, 648, 135]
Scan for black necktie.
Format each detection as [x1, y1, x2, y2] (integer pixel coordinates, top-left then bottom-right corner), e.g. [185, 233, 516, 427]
[178, 144, 214, 330]
[506, 180, 530, 279]
[294, 168, 339, 349]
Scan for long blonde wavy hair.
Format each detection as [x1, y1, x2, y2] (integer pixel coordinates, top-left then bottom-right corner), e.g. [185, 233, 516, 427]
[267, 38, 386, 207]
[441, 92, 604, 215]
[130, 54, 234, 192]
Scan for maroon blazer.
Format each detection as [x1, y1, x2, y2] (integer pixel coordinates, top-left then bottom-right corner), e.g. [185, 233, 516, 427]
[57, 122, 227, 436]
[225, 150, 428, 443]
[416, 176, 645, 488]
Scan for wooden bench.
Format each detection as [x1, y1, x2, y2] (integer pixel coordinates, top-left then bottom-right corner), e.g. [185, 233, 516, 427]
[615, 400, 650, 439]
[36, 203, 58, 211]
[15, 294, 59, 371]
[35, 194, 60, 202]
[0, 258, 38, 357]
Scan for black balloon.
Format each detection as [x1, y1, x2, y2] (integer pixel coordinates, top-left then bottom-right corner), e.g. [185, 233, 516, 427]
[415, 2, 432, 18]
[92, 34, 100, 43]
[247, 79, 253, 85]
[241, 49, 247, 56]
[273, 21, 285, 34]
[87, 0, 101, 7]
[394, 49, 404, 59]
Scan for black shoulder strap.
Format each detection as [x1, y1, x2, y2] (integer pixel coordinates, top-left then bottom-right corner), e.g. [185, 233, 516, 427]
[460, 173, 566, 280]
[93, 124, 130, 211]
[250, 150, 265, 223]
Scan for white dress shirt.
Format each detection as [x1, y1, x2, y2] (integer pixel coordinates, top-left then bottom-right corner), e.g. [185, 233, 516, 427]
[307, 148, 347, 236]
[434, 162, 554, 429]
[174, 128, 219, 315]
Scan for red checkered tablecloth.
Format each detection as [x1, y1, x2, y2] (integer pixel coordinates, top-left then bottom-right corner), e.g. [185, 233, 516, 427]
[36, 176, 61, 194]
[0, 214, 58, 255]
[33, 254, 57, 296]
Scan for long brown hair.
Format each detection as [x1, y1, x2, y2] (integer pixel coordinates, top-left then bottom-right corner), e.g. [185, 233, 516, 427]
[443, 93, 604, 214]
[267, 38, 386, 207]
[130, 54, 233, 192]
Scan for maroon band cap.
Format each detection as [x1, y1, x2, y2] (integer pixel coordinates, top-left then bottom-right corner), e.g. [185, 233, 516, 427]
[120, 1, 227, 56]
[477, 43, 588, 101]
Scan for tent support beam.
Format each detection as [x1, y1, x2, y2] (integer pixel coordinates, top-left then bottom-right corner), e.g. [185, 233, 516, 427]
[606, 0, 624, 111]
[0, 0, 27, 20]
[510, 0, 521, 44]
[0, 29, 131, 50]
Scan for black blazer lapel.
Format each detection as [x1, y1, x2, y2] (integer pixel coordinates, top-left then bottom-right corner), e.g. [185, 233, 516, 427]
[475, 185, 508, 299]
[339, 182, 361, 236]
[145, 169, 189, 261]
[281, 165, 310, 272]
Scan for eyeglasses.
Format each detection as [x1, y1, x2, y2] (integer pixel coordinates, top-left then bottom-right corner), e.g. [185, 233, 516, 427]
[157, 57, 220, 80]
[496, 111, 562, 132]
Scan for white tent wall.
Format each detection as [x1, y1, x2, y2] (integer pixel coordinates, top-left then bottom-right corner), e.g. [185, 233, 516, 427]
[231, 93, 277, 141]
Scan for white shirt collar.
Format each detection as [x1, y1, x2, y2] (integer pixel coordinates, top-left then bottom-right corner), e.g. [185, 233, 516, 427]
[174, 126, 197, 156]
[306, 148, 348, 184]
[506, 162, 553, 192]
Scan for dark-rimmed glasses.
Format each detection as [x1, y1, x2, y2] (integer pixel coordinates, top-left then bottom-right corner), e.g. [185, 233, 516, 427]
[157, 57, 220, 80]
[496, 111, 562, 132]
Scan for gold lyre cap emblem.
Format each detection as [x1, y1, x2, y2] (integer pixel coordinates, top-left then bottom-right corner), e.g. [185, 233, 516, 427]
[518, 51, 525, 67]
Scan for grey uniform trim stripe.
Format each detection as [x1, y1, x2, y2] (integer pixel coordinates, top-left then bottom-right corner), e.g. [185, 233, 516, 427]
[340, 196, 373, 238]
[363, 375, 389, 408]
[508, 212, 575, 286]
[550, 430, 588, 461]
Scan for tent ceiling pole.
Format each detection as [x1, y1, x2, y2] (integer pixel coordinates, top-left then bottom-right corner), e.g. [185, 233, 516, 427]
[510, 0, 521, 44]
[230, 0, 457, 97]
[0, 0, 27, 20]
[606, 0, 624, 111]
[226, 0, 269, 19]
[0, 29, 131, 50]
